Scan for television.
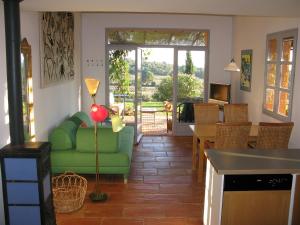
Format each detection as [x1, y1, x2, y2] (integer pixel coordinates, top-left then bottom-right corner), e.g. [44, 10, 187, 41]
[209, 83, 231, 103]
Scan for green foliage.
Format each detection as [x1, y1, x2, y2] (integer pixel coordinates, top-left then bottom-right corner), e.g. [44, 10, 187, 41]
[152, 74, 203, 101]
[129, 60, 173, 76]
[142, 69, 154, 85]
[185, 51, 194, 74]
[146, 61, 173, 76]
[152, 76, 173, 101]
[109, 50, 130, 95]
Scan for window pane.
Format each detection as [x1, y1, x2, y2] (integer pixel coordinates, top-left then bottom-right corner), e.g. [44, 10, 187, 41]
[177, 50, 205, 123]
[278, 91, 289, 116]
[108, 49, 136, 124]
[107, 29, 208, 46]
[144, 31, 171, 45]
[170, 31, 207, 46]
[267, 39, 277, 61]
[265, 88, 275, 112]
[282, 38, 294, 62]
[267, 64, 276, 86]
[108, 31, 145, 45]
[280, 64, 292, 89]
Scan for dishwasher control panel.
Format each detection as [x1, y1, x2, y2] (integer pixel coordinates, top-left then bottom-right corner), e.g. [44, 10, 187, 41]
[224, 174, 292, 191]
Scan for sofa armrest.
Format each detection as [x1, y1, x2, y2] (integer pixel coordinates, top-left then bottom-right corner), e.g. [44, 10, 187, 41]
[118, 126, 134, 161]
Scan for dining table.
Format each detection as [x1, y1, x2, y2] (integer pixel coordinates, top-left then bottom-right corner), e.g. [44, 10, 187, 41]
[189, 123, 259, 182]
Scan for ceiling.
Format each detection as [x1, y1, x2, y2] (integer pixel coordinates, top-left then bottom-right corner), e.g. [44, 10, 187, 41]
[20, 0, 300, 17]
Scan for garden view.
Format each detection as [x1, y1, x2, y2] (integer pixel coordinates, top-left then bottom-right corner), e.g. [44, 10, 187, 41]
[109, 48, 205, 134]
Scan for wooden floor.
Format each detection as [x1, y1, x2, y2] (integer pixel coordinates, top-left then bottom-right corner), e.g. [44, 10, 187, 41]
[56, 136, 204, 225]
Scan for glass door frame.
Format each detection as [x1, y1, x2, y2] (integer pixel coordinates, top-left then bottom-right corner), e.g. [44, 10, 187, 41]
[106, 44, 209, 137]
[106, 46, 139, 142]
[172, 46, 209, 135]
[135, 48, 143, 143]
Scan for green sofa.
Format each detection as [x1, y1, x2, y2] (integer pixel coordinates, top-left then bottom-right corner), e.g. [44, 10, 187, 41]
[49, 112, 134, 183]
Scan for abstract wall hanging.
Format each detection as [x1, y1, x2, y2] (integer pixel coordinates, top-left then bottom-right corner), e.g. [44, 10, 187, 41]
[40, 12, 74, 88]
[240, 49, 253, 91]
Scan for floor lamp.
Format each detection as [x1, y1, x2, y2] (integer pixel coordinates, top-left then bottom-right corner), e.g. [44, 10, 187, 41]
[85, 78, 125, 202]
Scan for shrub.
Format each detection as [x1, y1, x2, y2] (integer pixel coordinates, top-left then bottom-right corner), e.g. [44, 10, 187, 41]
[152, 74, 203, 101]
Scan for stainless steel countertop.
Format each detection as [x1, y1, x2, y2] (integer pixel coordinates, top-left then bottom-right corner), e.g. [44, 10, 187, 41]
[205, 149, 300, 175]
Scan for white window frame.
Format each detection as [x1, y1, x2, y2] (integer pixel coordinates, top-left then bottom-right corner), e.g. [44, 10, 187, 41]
[263, 29, 298, 121]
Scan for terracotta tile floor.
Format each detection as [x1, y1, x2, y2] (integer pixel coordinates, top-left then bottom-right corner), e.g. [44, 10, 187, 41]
[56, 136, 204, 225]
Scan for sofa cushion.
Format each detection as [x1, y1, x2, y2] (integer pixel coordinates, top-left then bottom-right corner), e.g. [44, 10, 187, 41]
[72, 111, 93, 127]
[67, 116, 82, 127]
[51, 150, 129, 167]
[76, 127, 119, 153]
[49, 120, 77, 150]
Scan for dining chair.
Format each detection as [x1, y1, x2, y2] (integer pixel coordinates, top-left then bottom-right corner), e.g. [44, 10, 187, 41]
[254, 122, 294, 149]
[224, 103, 248, 122]
[193, 103, 219, 124]
[192, 103, 219, 169]
[213, 122, 252, 150]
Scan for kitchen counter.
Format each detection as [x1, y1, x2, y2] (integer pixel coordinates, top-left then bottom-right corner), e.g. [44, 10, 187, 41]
[205, 148, 300, 175]
[203, 148, 300, 225]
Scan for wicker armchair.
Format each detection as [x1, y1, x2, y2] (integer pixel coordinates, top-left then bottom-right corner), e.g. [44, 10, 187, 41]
[193, 103, 219, 124]
[213, 122, 252, 150]
[224, 103, 248, 122]
[254, 122, 294, 149]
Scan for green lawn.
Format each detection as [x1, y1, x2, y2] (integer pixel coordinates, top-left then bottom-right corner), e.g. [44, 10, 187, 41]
[142, 101, 164, 108]
[125, 101, 164, 110]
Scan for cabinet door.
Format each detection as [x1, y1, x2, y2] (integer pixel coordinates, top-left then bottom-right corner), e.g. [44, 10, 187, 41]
[221, 190, 291, 225]
[9, 206, 41, 225]
[4, 158, 38, 180]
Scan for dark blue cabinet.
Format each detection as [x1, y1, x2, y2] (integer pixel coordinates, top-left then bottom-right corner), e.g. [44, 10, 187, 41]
[0, 142, 56, 225]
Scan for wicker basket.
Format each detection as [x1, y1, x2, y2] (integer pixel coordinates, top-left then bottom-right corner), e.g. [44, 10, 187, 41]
[52, 172, 87, 213]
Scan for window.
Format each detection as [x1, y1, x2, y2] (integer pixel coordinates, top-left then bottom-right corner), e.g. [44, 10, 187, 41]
[107, 29, 208, 47]
[263, 29, 298, 121]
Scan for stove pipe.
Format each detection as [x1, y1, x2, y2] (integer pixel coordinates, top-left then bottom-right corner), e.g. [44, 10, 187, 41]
[3, 0, 24, 145]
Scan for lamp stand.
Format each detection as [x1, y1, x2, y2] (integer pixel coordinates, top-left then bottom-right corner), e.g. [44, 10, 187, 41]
[89, 95, 108, 202]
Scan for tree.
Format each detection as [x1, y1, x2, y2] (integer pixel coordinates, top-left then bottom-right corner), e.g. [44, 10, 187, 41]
[152, 76, 173, 101]
[185, 51, 194, 74]
[152, 73, 203, 101]
[109, 50, 130, 95]
[142, 69, 154, 85]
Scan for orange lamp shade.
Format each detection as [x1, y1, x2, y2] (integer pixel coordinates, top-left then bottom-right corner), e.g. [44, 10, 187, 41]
[90, 104, 108, 123]
[85, 78, 100, 96]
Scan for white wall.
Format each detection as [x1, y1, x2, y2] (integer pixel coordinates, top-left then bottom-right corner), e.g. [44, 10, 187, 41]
[0, 9, 82, 146]
[0, 8, 82, 224]
[81, 13, 233, 113]
[232, 16, 300, 147]
[20, 12, 82, 141]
